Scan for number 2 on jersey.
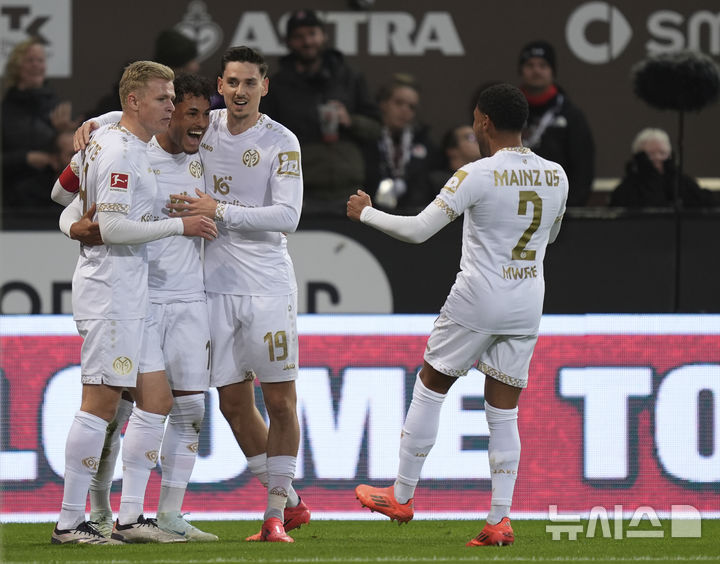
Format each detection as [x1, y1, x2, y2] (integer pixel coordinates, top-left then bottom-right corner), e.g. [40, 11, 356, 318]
[512, 190, 542, 261]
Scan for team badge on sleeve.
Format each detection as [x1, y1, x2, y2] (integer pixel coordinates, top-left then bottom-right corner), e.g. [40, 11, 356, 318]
[276, 151, 301, 177]
[443, 170, 468, 194]
[109, 172, 130, 191]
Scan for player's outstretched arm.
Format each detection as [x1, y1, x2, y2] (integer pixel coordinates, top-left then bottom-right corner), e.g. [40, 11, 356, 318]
[348, 190, 453, 244]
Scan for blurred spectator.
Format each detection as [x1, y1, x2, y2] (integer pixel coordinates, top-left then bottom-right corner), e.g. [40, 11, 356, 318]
[260, 9, 381, 213]
[84, 63, 128, 117]
[54, 128, 76, 172]
[85, 30, 199, 118]
[2, 37, 78, 228]
[517, 40, 594, 206]
[153, 28, 200, 75]
[610, 128, 717, 208]
[429, 123, 482, 188]
[365, 74, 441, 212]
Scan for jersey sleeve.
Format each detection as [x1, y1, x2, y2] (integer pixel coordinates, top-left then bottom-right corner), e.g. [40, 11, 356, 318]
[434, 163, 484, 219]
[94, 144, 135, 215]
[217, 134, 303, 233]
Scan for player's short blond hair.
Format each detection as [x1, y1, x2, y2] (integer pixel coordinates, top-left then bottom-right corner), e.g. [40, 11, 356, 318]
[118, 60, 174, 110]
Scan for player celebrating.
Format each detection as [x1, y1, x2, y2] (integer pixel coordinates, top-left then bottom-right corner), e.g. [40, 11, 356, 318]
[167, 46, 307, 543]
[348, 83, 568, 547]
[51, 61, 216, 545]
[55, 73, 219, 541]
[71, 50, 310, 541]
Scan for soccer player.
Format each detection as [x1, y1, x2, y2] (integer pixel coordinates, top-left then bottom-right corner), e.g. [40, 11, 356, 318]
[167, 46, 307, 543]
[55, 74, 219, 541]
[51, 61, 217, 545]
[348, 83, 568, 547]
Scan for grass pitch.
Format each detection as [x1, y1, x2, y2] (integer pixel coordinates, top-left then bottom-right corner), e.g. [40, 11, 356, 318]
[1, 520, 718, 563]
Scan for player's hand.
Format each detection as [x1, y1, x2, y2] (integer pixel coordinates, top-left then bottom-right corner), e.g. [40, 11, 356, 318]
[69, 203, 103, 246]
[181, 215, 218, 241]
[167, 188, 217, 218]
[347, 189, 372, 222]
[73, 120, 99, 151]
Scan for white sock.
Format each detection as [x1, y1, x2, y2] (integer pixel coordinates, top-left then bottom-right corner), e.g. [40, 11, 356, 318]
[485, 401, 520, 525]
[89, 398, 132, 514]
[118, 407, 166, 525]
[395, 374, 445, 504]
[247, 452, 300, 508]
[58, 411, 108, 530]
[158, 394, 205, 515]
[265, 455, 296, 521]
[246, 453, 269, 487]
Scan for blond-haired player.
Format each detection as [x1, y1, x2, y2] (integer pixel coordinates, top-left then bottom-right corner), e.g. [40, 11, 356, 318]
[52, 61, 216, 545]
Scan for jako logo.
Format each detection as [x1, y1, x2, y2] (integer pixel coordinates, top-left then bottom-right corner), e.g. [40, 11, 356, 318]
[566, 2, 632, 64]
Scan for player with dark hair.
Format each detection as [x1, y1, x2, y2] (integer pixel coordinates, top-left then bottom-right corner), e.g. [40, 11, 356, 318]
[168, 45, 308, 543]
[349, 83, 568, 547]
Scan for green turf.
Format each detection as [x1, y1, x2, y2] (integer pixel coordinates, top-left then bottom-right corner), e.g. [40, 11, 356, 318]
[1, 520, 718, 563]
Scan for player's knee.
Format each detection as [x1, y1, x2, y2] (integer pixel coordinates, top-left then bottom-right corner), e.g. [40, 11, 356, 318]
[137, 394, 174, 416]
[263, 395, 297, 422]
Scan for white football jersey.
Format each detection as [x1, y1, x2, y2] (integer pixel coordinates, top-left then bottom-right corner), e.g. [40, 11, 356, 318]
[72, 123, 156, 320]
[200, 111, 302, 296]
[436, 147, 568, 334]
[145, 138, 205, 303]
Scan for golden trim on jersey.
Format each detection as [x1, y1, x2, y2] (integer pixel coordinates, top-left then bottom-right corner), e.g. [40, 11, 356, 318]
[214, 201, 227, 223]
[497, 146, 532, 154]
[433, 197, 458, 221]
[97, 203, 129, 214]
[478, 362, 526, 388]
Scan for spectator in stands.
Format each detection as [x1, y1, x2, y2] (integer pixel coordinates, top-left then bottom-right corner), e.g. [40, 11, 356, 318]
[85, 31, 199, 119]
[2, 37, 78, 228]
[154, 28, 201, 75]
[260, 9, 381, 213]
[429, 123, 482, 188]
[365, 74, 441, 212]
[517, 40, 595, 206]
[610, 128, 717, 208]
[83, 63, 127, 118]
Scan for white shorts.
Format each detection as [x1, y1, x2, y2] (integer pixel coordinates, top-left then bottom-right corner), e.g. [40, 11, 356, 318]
[208, 292, 299, 387]
[139, 300, 211, 391]
[423, 313, 538, 389]
[76, 317, 146, 386]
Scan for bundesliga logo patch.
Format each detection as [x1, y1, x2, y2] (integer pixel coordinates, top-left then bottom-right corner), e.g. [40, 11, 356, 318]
[110, 172, 129, 190]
